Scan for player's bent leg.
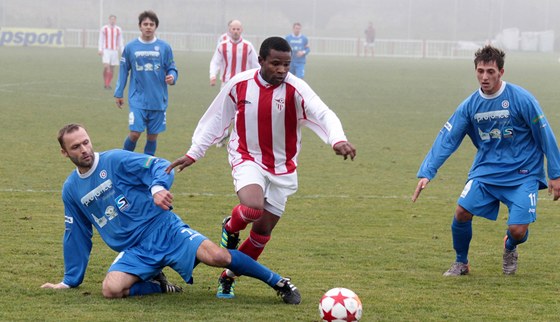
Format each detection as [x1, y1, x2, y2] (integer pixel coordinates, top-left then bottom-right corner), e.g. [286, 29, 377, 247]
[503, 225, 528, 275]
[102, 271, 140, 298]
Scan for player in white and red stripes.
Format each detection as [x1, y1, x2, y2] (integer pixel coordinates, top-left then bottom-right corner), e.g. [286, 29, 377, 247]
[209, 20, 259, 89]
[209, 19, 259, 146]
[98, 15, 124, 89]
[167, 36, 356, 300]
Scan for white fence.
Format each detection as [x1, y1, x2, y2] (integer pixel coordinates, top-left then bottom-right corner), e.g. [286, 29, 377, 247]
[66, 28, 478, 59]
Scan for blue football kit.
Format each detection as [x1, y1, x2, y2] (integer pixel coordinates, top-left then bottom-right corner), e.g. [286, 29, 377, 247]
[61, 150, 205, 287]
[285, 33, 309, 78]
[60, 149, 286, 294]
[114, 37, 178, 135]
[418, 81, 560, 223]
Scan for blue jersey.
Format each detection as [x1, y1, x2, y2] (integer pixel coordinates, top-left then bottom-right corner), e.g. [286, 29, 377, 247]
[114, 37, 178, 111]
[61, 149, 175, 287]
[418, 81, 560, 188]
[285, 33, 309, 64]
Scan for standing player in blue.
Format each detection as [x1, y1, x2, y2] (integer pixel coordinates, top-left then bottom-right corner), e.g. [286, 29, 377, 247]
[114, 10, 177, 156]
[285, 22, 309, 79]
[41, 124, 301, 304]
[412, 45, 560, 276]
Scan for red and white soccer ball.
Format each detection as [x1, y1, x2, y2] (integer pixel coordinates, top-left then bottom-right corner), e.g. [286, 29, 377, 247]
[319, 287, 363, 322]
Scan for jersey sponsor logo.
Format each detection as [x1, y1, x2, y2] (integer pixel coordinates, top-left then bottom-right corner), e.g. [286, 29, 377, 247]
[489, 128, 501, 139]
[81, 180, 112, 207]
[503, 127, 513, 138]
[0, 27, 64, 47]
[474, 110, 510, 123]
[115, 194, 130, 211]
[135, 51, 160, 58]
[105, 205, 118, 220]
[478, 128, 490, 141]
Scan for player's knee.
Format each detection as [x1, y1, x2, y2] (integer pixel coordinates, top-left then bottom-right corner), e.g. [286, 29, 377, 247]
[101, 279, 125, 298]
[454, 206, 473, 222]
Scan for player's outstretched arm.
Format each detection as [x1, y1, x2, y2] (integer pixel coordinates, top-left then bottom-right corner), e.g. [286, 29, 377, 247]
[41, 282, 69, 290]
[548, 177, 560, 201]
[333, 141, 356, 160]
[412, 178, 430, 202]
[165, 155, 195, 174]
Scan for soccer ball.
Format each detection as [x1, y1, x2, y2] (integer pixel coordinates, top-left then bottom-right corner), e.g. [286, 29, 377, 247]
[319, 287, 363, 322]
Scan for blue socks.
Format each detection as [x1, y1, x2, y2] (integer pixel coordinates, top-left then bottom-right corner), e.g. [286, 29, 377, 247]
[505, 229, 528, 251]
[451, 217, 472, 264]
[144, 140, 157, 156]
[227, 250, 282, 287]
[123, 136, 137, 151]
[123, 137, 157, 156]
[128, 280, 161, 296]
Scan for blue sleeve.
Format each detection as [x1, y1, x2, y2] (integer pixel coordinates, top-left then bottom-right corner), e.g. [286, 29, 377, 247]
[114, 45, 130, 98]
[524, 99, 560, 180]
[165, 46, 178, 84]
[303, 36, 310, 55]
[116, 151, 175, 191]
[417, 106, 470, 180]
[61, 187, 93, 288]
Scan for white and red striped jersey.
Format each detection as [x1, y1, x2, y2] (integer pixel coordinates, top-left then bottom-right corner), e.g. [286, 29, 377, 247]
[98, 24, 124, 52]
[187, 69, 348, 175]
[209, 38, 259, 86]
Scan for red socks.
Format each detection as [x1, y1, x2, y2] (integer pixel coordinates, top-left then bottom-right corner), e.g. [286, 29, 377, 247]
[226, 204, 263, 233]
[238, 230, 271, 260]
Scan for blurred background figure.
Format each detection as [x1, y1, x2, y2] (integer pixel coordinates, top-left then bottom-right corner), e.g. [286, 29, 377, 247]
[209, 19, 259, 147]
[285, 22, 310, 79]
[98, 14, 123, 89]
[364, 21, 376, 57]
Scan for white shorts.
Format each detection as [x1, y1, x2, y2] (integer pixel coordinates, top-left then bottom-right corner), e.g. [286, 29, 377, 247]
[102, 49, 119, 66]
[232, 161, 298, 216]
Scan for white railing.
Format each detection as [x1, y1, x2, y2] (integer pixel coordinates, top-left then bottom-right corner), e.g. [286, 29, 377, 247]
[65, 28, 478, 59]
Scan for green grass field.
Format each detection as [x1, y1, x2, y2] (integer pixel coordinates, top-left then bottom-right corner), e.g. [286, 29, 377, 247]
[1, 46, 560, 321]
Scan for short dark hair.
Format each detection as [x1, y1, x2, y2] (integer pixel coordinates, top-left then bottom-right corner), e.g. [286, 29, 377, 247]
[474, 45, 505, 70]
[138, 10, 159, 28]
[58, 123, 84, 149]
[259, 37, 291, 60]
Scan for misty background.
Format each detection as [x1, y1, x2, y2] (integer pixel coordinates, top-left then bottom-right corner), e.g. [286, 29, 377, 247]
[1, 0, 559, 51]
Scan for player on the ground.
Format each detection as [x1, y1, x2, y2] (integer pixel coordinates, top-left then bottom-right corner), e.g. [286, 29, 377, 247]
[114, 10, 177, 156]
[98, 14, 124, 89]
[412, 45, 560, 276]
[166, 36, 356, 299]
[41, 123, 301, 305]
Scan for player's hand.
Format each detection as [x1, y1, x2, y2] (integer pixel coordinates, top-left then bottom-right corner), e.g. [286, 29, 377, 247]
[153, 190, 174, 210]
[41, 282, 69, 289]
[548, 177, 560, 201]
[98, 50, 103, 56]
[333, 141, 356, 160]
[166, 155, 195, 174]
[115, 98, 124, 109]
[412, 178, 430, 202]
[165, 75, 175, 85]
[297, 50, 305, 57]
[210, 77, 217, 87]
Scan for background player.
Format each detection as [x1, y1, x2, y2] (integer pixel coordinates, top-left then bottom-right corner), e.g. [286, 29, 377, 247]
[285, 22, 310, 79]
[166, 37, 356, 299]
[412, 45, 560, 276]
[98, 14, 123, 89]
[209, 19, 259, 147]
[114, 10, 177, 156]
[41, 123, 301, 305]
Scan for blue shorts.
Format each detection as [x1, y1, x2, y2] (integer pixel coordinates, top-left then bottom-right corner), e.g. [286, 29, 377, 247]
[290, 62, 305, 79]
[128, 109, 167, 134]
[108, 213, 207, 283]
[457, 179, 538, 225]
